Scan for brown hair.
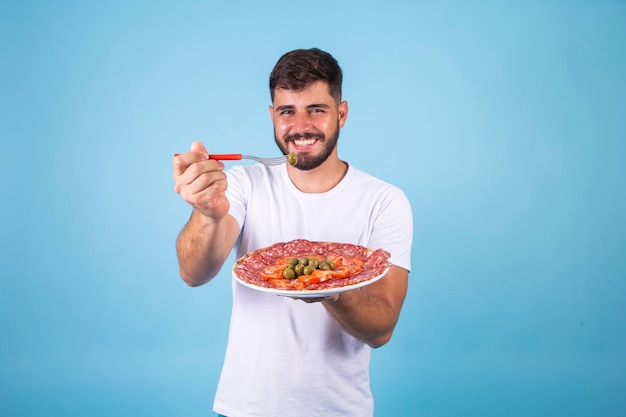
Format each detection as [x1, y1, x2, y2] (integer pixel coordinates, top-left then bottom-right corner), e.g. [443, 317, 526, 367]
[269, 48, 343, 102]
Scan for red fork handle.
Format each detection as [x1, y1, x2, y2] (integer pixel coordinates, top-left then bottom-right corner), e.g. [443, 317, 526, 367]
[173, 153, 243, 160]
[207, 154, 242, 160]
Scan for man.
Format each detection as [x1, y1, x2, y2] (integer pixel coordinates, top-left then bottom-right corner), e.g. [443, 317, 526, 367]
[173, 48, 413, 416]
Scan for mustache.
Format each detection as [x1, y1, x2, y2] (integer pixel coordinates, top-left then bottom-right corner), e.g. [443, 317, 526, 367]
[285, 132, 325, 142]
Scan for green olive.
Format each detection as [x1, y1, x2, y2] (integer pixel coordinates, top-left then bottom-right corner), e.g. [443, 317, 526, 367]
[326, 260, 335, 270]
[294, 263, 304, 276]
[287, 153, 298, 166]
[308, 258, 319, 269]
[283, 268, 296, 280]
[303, 265, 316, 275]
[287, 257, 298, 266]
[319, 261, 331, 270]
[299, 257, 309, 266]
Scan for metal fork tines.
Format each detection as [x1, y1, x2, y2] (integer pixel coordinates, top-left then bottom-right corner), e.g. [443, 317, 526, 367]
[240, 155, 288, 166]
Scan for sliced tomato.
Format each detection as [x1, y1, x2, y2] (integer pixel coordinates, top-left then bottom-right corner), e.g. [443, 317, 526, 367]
[329, 265, 351, 279]
[268, 278, 304, 290]
[298, 269, 333, 284]
[276, 256, 296, 265]
[297, 265, 352, 284]
[260, 264, 287, 280]
[262, 255, 359, 283]
[328, 256, 362, 267]
[347, 257, 364, 267]
[328, 255, 346, 266]
[327, 256, 361, 271]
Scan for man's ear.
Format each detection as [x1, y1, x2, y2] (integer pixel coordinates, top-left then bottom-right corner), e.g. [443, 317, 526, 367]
[268, 105, 275, 124]
[338, 101, 348, 128]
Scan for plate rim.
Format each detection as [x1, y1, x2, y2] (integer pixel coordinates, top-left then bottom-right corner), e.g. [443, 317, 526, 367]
[233, 266, 389, 297]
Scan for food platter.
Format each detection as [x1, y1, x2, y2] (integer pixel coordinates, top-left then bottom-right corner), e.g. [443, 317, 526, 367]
[231, 239, 391, 298]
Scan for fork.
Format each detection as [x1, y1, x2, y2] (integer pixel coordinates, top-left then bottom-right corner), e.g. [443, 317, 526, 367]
[174, 153, 287, 166]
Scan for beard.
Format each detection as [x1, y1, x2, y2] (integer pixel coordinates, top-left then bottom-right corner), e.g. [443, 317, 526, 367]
[274, 121, 340, 170]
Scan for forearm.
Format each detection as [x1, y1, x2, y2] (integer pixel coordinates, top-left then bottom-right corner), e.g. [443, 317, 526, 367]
[322, 267, 408, 348]
[323, 291, 397, 348]
[176, 210, 230, 286]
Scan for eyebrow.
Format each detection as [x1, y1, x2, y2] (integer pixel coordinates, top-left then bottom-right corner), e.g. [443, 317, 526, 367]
[275, 103, 331, 112]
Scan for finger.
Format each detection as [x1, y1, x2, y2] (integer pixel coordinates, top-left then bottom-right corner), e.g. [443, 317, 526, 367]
[292, 296, 324, 303]
[181, 172, 229, 214]
[172, 149, 212, 176]
[191, 141, 209, 158]
[174, 159, 225, 194]
[173, 153, 199, 176]
[183, 169, 228, 197]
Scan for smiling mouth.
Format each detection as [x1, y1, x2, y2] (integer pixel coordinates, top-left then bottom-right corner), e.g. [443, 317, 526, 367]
[293, 138, 317, 147]
[286, 133, 324, 148]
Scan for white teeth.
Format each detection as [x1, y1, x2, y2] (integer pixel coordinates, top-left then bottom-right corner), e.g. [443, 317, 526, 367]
[294, 138, 316, 146]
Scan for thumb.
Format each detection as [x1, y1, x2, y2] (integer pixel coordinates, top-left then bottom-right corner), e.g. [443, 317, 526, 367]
[190, 141, 209, 159]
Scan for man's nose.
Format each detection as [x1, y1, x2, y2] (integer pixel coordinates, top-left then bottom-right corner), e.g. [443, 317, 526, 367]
[292, 112, 312, 132]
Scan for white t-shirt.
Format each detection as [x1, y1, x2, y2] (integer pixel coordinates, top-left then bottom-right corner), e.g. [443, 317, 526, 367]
[213, 163, 413, 417]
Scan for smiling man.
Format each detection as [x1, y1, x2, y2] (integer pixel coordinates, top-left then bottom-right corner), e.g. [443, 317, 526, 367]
[173, 48, 413, 417]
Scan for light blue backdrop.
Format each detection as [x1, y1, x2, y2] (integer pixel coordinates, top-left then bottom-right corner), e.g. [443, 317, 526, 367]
[1, 1, 625, 416]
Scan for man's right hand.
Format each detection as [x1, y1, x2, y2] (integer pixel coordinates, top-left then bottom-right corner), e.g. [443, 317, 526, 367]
[173, 141, 230, 221]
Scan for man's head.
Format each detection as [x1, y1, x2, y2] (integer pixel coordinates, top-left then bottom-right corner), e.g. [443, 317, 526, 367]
[269, 48, 347, 171]
[269, 48, 343, 104]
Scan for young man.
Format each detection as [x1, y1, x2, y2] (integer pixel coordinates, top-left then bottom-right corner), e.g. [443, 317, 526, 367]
[173, 48, 413, 416]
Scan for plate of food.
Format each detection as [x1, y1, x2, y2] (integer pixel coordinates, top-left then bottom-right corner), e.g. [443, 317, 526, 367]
[232, 239, 391, 297]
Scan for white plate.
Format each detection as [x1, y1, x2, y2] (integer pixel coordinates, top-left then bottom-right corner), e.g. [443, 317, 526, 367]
[232, 266, 389, 298]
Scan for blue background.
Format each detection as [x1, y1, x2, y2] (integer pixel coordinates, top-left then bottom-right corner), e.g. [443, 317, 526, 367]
[2, 1, 625, 416]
